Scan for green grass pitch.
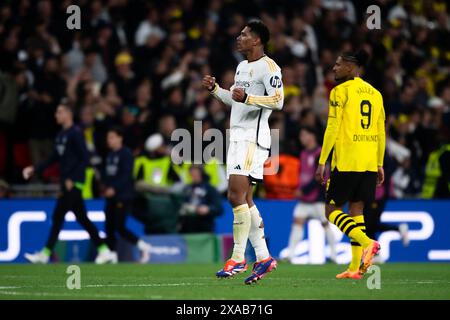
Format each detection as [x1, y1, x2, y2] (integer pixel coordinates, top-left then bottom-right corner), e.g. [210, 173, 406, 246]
[0, 263, 449, 300]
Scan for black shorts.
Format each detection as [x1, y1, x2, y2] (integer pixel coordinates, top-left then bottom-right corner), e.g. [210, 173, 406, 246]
[326, 169, 377, 207]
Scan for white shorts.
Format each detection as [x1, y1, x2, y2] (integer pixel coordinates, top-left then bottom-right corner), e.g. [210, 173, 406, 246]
[226, 141, 269, 184]
[293, 202, 327, 223]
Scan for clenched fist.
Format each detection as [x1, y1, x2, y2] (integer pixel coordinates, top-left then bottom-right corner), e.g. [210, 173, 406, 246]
[232, 88, 247, 103]
[23, 166, 34, 180]
[202, 75, 216, 91]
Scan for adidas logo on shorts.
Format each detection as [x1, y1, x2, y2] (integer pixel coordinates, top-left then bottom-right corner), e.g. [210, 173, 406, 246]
[234, 165, 241, 170]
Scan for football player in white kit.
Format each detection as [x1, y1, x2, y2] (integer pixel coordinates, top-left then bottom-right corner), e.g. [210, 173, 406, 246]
[202, 20, 283, 284]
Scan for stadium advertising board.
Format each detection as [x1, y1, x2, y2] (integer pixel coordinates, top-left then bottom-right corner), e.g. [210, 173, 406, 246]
[1, 200, 449, 263]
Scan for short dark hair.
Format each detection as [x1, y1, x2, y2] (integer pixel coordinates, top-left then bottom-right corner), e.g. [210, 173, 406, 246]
[246, 20, 270, 46]
[108, 126, 124, 138]
[189, 164, 210, 182]
[341, 50, 370, 67]
[58, 101, 74, 114]
[300, 126, 318, 140]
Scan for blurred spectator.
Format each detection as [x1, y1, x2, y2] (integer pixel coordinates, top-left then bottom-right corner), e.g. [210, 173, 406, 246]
[82, 46, 108, 84]
[286, 126, 336, 263]
[0, 179, 10, 198]
[263, 152, 300, 200]
[158, 113, 178, 149]
[120, 105, 145, 153]
[134, 133, 180, 194]
[78, 105, 104, 199]
[79, 105, 101, 159]
[422, 142, 450, 199]
[173, 118, 228, 194]
[111, 51, 136, 104]
[134, 5, 166, 47]
[102, 127, 152, 262]
[178, 165, 223, 233]
[162, 86, 191, 129]
[101, 80, 123, 110]
[132, 133, 182, 235]
[0, 0, 448, 199]
[28, 55, 65, 166]
[0, 70, 18, 181]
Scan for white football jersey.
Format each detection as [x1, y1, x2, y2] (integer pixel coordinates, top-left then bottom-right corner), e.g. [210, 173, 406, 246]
[212, 55, 284, 149]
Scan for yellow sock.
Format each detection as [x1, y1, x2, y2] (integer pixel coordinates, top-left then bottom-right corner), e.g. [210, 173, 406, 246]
[328, 210, 372, 248]
[348, 215, 365, 272]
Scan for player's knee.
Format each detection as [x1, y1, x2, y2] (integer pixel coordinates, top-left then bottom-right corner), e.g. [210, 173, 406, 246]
[324, 205, 335, 218]
[293, 217, 305, 225]
[227, 189, 246, 207]
[245, 193, 254, 207]
[349, 201, 364, 215]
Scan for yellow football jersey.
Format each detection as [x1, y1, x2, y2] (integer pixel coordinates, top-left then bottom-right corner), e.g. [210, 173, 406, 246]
[319, 77, 386, 172]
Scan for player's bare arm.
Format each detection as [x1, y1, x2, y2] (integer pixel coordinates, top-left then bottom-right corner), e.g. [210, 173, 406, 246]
[315, 164, 326, 186]
[377, 166, 384, 186]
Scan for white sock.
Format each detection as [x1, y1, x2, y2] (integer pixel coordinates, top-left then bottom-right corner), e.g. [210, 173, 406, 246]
[231, 204, 251, 262]
[324, 225, 337, 262]
[137, 239, 152, 252]
[288, 223, 304, 260]
[248, 205, 270, 262]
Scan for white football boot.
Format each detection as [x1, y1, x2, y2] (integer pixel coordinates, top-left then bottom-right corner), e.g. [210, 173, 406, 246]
[95, 248, 117, 264]
[24, 251, 50, 264]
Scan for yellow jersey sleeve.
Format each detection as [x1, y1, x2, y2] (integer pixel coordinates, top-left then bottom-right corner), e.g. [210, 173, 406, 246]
[318, 86, 345, 165]
[377, 95, 386, 167]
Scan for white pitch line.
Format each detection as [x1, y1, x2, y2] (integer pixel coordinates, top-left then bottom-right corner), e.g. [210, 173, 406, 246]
[2, 280, 448, 295]
[0, 282, 208, 290]
[386, 280, 450, 284]
[0, 290, 131, 299]
[85, 282, 207, 288]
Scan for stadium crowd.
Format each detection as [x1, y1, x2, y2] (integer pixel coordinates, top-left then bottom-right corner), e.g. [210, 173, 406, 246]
[0, 0, 449, 203]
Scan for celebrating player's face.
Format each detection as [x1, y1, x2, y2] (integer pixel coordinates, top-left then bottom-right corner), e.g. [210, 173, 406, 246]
[236, 27, 255, 53]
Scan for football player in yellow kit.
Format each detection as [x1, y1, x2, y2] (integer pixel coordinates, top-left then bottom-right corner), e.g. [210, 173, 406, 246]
[316, 50, 385, 279]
